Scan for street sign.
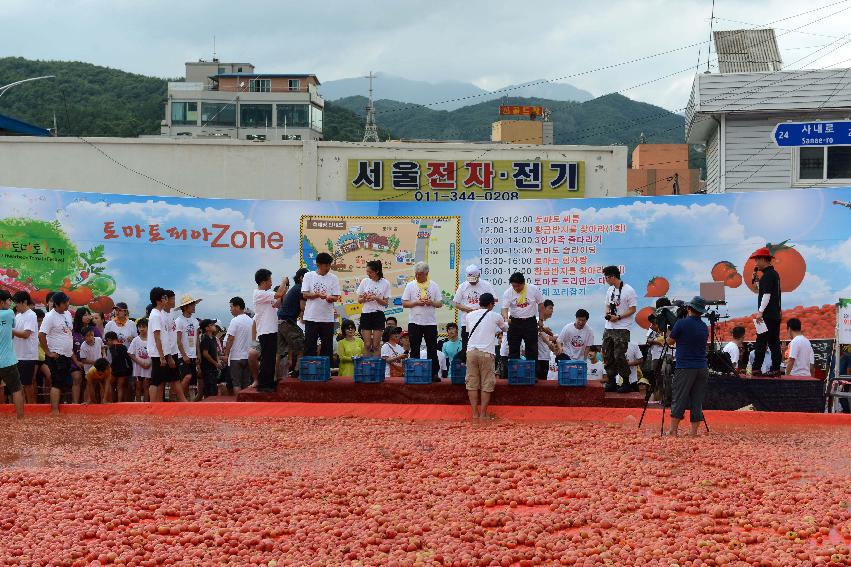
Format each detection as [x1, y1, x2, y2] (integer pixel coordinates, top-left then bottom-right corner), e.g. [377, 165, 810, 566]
[772, 120, 851, 147]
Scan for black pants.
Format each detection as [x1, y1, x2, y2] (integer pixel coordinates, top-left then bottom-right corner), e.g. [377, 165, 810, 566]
[257, 332, 277, 390]
[508, 316, 538, 361]
[536, 359, 549, 380]
[409, 323, 439, 379]
[753, 318, 781, 372]
[304, 321, 335, 360]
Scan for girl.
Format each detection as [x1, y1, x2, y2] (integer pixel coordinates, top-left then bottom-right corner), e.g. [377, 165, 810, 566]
[357, 260, 391, 357]
[128, 318, 152, 402]
[337, 319, 364, 377]
[381, 326, 407, 378]
[72, 307, 101, 404]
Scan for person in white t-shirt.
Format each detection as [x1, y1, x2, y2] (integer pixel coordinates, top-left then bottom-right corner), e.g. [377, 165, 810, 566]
[175, 294, 202, 399]
[621, 342, 643, 393]
[785, 318, 815, 377]
[253, 268, 288, 392]
[465, 292, 509, 419]
[12, 292, 39, 404]
[586, 346, 604, 380]
[501, 272, 544, 362]
[302, 252, 342, 362]
[722, 326, 746, 371]
[454, 264, 496, 340]
[536, 299, 556, 380]
[601, 265, 638, 392]
[128, 318, 152, 401]
[223, 297, 254, 393]
[38, 291, 74, 414]
[557, 308, 595, 361]
[104, 302, 137, 345]
[401, 262, 443, 381]
[357, 260, 392, 357]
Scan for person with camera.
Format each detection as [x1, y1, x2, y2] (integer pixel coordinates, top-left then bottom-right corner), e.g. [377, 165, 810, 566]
[666, 296, 709, 437]
[750, 247, 782, 377]
[601, 266, 637, 392]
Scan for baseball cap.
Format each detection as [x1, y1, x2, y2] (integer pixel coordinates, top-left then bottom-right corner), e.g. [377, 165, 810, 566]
[466, 264, 481, 283]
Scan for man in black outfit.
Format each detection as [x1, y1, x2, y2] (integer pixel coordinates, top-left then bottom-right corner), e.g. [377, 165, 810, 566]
[751, 246, 782, 377]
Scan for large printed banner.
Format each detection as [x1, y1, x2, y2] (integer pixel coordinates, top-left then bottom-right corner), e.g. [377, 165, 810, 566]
[839, 299, 851, 344]
[1, 186, 850, 337]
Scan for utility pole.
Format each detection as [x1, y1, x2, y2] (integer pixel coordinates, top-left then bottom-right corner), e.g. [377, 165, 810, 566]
[362, 71, 379, 143]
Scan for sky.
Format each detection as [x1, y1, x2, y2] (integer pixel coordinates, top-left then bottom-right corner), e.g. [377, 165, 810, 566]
[4, 0, 851, 111]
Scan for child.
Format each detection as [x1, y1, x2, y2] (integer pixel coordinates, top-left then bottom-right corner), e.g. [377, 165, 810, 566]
[223, 297, 253, 394]
[128, 318, 152, 402]
[441, 322, 462, 380]
[586, 345, 604, 381]
[85, 357, 112, 404]
[199, 319, 221, 399]
[723, 326, 746, 371]
[105, 331, 133, 403]
[381, 327, 407, 378]
[175, 295, 202, 401]
[78, 326, 104, 375]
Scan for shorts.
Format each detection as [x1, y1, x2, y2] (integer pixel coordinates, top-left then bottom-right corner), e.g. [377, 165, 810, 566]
[47, 355, 73, 392]
[465, 349, 497, 393]
[359, 311, 386, 331]
[179, 358, 198, 383]
[277, 319, 305, 355]
[230, 359, 251, 389]
[0, 364, 22, 394]
[150, 355, 179, 386]
[16, 360, 38, 386]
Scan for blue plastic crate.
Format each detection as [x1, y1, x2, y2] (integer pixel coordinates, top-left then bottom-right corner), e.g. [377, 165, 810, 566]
[558, 359, 587, 387]
[299, 356, 331, 382]
[450, 358, 467, 385]
[353, 357, 386, 384]
[404, 358, 433, 384]
[507, 359, 536, 385]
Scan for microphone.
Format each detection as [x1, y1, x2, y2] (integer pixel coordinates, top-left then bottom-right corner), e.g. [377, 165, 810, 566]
[751, 269, 759, 285]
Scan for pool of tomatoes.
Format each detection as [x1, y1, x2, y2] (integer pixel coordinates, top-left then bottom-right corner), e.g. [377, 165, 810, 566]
[717, 304, 837, 343]
[0, 415, 849, 566]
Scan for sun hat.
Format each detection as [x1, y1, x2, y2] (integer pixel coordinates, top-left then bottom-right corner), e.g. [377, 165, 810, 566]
[178, 294, 202, 308]
[749, 247, 774, 260]
[687, 296, 708, 315]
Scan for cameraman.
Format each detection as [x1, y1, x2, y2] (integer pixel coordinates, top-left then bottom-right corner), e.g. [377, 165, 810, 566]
[666, 296, 709, 437]
[601, 266, 637, 392]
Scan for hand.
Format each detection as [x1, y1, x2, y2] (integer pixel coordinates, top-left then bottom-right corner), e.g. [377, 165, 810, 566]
[167, 357, 176, 369]
[325, 296, 336, 303]
[46, 351, 58, 359]
[282, 276, 289, 287]
[182, 354, 190, 364]
[756, 316, 764, 325]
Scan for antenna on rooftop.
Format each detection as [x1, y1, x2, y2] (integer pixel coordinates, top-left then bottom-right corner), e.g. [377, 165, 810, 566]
[213, 35, 217, 62]
[362, 71, 380, 143]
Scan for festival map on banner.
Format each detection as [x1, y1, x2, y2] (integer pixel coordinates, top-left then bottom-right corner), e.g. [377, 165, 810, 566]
[1, 186, 850, 338]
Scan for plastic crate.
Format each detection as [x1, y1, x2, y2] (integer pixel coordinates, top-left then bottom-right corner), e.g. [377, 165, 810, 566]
[299, 356, 331, 382]
[404, 358, 433, 384]
[450, 358, 467, 385]
[353, 357, 386, 384]
[507, 359, 536, 385]
[558, 359, 588, 387]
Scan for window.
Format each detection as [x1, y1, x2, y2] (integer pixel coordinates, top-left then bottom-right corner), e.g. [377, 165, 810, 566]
[240, 104, 273, 128]
[201, 102, 236, 126]
[171, 102, 197, 125]
[310, 105, 323, 131]
[797, 146, 851, 181]
[288, 79, 301, 91]
[218, 66, 226, 74]
[277, 104, 309, 128]
[249, 79, 271, 93]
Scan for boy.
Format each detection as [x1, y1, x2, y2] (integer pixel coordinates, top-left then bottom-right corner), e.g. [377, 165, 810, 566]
[105, 331, 133, 402]
[254, 268, 288, 392]
[465, 293, 509, 419]
[0, 290, 25, 419]
[175, 294, 202, 401]
[12, 291, 39, 405]
[223, 297, 253, 393]
[147, 287, 185, 403]
[786, 318, 815, 377]
[441, 322, 462, 380]
[85, 358, 112, 404]
[78, 326, 104, 375]
[723, 326, 746, 371]
[199, 319, 221, 399]
[586, 346, 604, 380]
[128, 318, 151, 402]
[557, 309, 595, 361]
[38, 291, 74, 414]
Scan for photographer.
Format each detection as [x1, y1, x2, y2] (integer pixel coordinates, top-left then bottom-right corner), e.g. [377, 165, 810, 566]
[601, 266, 637, 392]
[666, 296, 709, 437]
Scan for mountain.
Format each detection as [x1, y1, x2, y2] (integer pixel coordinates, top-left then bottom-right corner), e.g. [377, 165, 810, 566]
[322, 101, 394, 142]
[319, 72, 593, 110]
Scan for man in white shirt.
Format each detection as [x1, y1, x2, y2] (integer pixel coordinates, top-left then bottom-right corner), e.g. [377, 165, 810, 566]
[38, 291, 74, 414]
[601, 265, 637, 392]
[224, 297, 254, 393]
[402, 262, 443, 381]
[147, 288, 186, 402]
[465, 293, 508, 419]
[12, 292, 39, 404]
[501, 271, 545, 362]
[302, 252, 341, 362]
[536, 299, 556, 380]
[453, 264, 496, 341]
[722, 326, 745, 371]
[786, 318, 815, 377]
[253, 268, 288, 392]
[557, 308, 595, 362]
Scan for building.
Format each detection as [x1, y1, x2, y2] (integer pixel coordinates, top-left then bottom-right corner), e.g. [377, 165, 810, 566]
[491, 105, 554, 145]
[627, 143, 700, 195]
[162, 60, 324, 141]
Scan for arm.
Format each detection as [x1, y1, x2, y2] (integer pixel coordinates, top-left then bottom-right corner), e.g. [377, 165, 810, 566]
[222, 334, 235, 361]
[275, 278, 289, 301]
[177, 330, 188, 361]
[153, 330, 166, 361]
[39, 332, 56, 358]
[298, 299, 306, 322]
[785, 357, 795, 376]
[201, 348, 220, 368]
[12, 328, 32, 339]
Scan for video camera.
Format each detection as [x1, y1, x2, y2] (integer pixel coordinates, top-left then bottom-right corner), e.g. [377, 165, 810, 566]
[653, 298, 687, 334]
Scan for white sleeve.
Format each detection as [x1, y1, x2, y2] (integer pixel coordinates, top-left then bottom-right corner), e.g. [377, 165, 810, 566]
[496, 313, 509, 331]
[557, 325, 568, 346]
[502, 288, 511, 304]
[255, 290, 274, 304]
[586, 328, 595, 347]
[302, 273, 313, 294]
[402, 282, 415, 301]
[431, 282, 441, 298]
[758, 295, 770, 312]
[532, 286, 544, 304]
[381, 279, 391, 299]
[330, 275, 341, 295]
[356, 279, 367, 295]
[625, 287, 637, 309]
[453, 285, 464, 304]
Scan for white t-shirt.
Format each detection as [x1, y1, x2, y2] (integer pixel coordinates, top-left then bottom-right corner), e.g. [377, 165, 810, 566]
[466, 309, 508, 352]
[626, 342, 642, 384]
[253, 289, 278, 336]
[226, 313, 254, 362]
[78, 337, 104, 373]
[302, 271, 341, 323]
[502, 284, 544, 319]
[357, 277, 391, 314]
[453, 280, 496, 316]
[537, 331, 552, 361]
[604, 282, 638, 330]
[104, 319, 137, 345]
[146, 309, 165, 359]
[13, 309, 39, 361]
[381, 341, 405, 377]
[587, 360, 604, 380]
[402, 280, 442, 326]
[128, 335, 151, 378]
[161, 309, 178, 355]
[39, 309, 73, 357]
[722, 342, 740, 367]
[646, 329, 664, 360]
[175, 315, 199, 358]
[557, 322, 595, 360]
[788, 335, 815, 376]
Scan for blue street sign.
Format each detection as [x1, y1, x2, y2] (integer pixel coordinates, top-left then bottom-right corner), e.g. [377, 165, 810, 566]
[773, 120, 851, 147]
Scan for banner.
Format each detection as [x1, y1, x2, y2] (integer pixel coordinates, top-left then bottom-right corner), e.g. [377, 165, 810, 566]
[1, 186, 850, 338]
[499, 105, 544, 117]
[839, 299, 851, 343]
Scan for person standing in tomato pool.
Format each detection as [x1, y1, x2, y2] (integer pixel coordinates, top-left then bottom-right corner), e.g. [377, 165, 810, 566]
[38, 291, 74, 414]
[104, 302, 137, 345]
[0, 290, 25, 418]
[750, 247, 782, 377]
[12, 291, 39, 405]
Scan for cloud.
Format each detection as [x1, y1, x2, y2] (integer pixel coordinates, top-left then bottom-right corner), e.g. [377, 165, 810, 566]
[797, 236, 851, 271]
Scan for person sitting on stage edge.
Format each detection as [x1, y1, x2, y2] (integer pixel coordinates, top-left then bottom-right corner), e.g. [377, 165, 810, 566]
[723, 326, 746, 372]
[666, 296, 709, 437]
[785, 318, 815, 377]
